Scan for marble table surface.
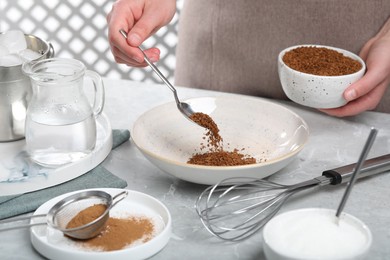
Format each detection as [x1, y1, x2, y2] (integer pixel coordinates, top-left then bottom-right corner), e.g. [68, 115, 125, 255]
[1, 78, 390, 259]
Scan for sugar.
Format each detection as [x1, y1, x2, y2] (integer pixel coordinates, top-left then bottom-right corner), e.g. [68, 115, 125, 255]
[264, 209, 370, 259]
[0, 30, 27, 54]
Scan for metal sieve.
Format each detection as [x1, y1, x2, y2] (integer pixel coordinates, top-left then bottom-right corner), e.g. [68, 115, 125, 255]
[0, 190, 128, 239]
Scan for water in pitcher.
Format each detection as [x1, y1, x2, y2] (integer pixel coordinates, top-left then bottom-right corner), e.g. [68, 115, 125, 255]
[26, 115, 97, 166]
[22, 58, 105, 167]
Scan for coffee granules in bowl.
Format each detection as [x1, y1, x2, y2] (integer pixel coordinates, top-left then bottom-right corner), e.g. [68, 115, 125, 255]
[188, 112, 256, 166]
[278, 44, 366, 108]
[282, 46, 362, 76]
[188, 149, 256, 166]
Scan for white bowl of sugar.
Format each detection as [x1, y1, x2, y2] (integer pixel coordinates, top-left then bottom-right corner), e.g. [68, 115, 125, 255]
[262, 208, 372, 260]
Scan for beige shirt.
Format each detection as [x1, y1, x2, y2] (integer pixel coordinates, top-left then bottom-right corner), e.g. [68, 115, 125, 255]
[175, 0, 390, 113]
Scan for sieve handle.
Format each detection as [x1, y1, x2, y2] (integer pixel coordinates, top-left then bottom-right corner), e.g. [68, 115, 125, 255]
[110, 191, 128, 209]
[322, 153, 390, 185]
[0, 214, 47, 232]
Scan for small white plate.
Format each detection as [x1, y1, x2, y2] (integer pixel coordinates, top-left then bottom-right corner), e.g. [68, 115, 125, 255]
[0, 113, 113, 196]
[30, 188, 172, 260]
[132, 95, 309, 185]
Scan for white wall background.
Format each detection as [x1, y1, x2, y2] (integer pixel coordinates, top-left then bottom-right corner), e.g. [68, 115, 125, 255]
[0, 0, 183, 83]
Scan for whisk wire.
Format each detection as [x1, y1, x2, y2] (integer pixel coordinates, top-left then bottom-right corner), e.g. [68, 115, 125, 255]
[196, 177, 325, 241]
[199, 194, 287, 241]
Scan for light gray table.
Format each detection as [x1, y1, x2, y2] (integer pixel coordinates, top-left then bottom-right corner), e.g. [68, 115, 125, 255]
[1, 78, 390, 259]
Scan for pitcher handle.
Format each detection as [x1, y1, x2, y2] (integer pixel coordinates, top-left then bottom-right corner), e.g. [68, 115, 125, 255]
[85, 70, 105, 116]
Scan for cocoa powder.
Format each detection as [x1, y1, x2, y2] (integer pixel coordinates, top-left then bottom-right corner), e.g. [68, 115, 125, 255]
[68, 214, 155, 251]
[75, 216, 154, 251]
[66, 204, 155, 251]
[283, 46, 362, 76]
[66, 204, 107, 229]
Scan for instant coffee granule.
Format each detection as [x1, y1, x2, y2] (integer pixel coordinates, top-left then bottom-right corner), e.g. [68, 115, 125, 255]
[283, 46, 362, 76]
[188, 112, 256, 166]
[188, 149, 256, 166]
[190, 112, 222, 150]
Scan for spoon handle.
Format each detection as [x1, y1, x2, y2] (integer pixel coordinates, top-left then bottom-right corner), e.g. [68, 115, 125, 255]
[118, 29, 181, 106]
[335, 127, 377, 217]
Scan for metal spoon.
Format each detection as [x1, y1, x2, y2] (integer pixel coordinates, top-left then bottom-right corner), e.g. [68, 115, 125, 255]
[335, 127, 377, 220]
[119, 29, 200, 125]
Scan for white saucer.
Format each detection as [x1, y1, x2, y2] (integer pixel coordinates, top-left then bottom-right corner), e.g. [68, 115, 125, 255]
[30, 188, 172, 260]
[0, 113, 113, 196]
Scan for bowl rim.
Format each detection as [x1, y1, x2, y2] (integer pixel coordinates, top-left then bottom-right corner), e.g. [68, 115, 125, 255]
[131, 95, 310, 171]
[278, 44, 366, 78]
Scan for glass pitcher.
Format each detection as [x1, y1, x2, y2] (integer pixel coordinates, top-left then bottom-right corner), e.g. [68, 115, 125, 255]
[22, 58, 104, 166]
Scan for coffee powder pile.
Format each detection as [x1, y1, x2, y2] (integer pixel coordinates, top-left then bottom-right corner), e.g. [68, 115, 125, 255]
[283, 46, 362, 76]
[188, 112, 256, 166]
[188, 149, 256, 166]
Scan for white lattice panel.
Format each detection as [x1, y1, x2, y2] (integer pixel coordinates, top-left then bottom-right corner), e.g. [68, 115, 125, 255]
[0, 0, 182, 83]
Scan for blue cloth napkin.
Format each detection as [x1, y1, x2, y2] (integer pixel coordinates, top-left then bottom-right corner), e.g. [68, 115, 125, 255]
[0, 129, 130, 219]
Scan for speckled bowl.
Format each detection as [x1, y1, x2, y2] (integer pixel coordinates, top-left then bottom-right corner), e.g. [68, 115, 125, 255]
[278, 45, 366, 109]
[132, 95, 309, 185]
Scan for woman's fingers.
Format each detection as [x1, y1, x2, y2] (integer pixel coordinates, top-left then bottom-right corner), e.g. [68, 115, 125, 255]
[106, 0, 175, 67]
[320, 79, 388, 117]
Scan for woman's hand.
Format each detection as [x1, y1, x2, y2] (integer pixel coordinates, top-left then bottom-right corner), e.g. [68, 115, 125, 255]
[106, 0, 176, 67]
[321, 19, 390, 117]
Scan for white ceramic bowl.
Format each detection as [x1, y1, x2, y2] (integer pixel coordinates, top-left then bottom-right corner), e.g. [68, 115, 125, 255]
[278, 45, 366, 109]
[262, 208, 372, 260]
[132, 95, 309, 185]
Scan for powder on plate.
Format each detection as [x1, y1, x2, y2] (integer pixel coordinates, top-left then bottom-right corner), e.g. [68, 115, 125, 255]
[69, 216, 155, 251]
[282, 46, 362, 76]
[188, 112, 256, 166]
